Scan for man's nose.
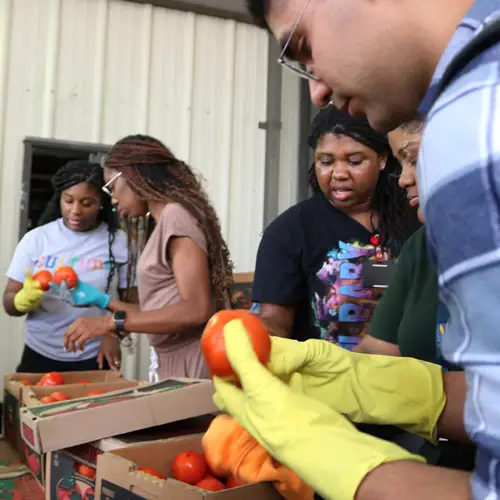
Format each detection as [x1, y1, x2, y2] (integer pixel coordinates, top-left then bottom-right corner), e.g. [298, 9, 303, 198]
[309, 80, 333, 108]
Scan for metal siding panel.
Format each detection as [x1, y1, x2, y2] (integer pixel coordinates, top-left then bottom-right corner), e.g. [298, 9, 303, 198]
[0, 0, 269, 383]
[53, 0, 110, 141]
[278, 70, 301, 215]
[147, 8, 196, 159]
[0, 0, 64, 382]
[228, 22, 267, 272]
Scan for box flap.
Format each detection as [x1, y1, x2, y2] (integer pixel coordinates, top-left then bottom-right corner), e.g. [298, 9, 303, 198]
[21, 379, 217, 453]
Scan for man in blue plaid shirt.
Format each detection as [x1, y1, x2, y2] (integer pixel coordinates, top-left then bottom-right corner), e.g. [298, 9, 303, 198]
[218, 0, 500, 498]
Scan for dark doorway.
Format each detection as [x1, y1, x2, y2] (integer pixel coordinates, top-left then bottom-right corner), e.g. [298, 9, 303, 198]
[21, 138, 112, 240]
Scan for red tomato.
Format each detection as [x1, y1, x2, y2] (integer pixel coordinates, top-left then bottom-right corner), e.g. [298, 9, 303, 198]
[51, 392, 71, 402]
[87, 390, 105, 396]
[53, 266, 78, 289]
[76, 464, 96, 479]
[138, 467, 166, 480]
[226, 475, 247, 488]
[195, 476, 226, 492]
[75, 380, 92, 384]
[40, 396, 56, 404]
[19, 380, 32, 386]
[38, 372, 64, 387]
[32, 270, 53, 291]
[171, 451, 208, 485]
[201, 310, 271, 382]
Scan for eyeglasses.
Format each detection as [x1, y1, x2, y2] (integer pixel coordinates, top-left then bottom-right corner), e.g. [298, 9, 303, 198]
[102, 172, 122, 196]
[277, 0, 318, 81]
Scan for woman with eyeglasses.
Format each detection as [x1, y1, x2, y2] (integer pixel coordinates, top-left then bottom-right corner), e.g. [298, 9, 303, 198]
[3, 161, 134, 373]
[252, 106, 420, 349]
[62, 135, 234, 381]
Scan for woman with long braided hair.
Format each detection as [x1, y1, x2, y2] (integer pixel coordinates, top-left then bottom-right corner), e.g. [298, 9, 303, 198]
[3, 160, 133, 373]
[252, 106, 420, 348]
[63, 135, 233, 380]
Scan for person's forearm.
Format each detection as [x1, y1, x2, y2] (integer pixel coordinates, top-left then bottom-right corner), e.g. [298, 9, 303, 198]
[107, 299, 140, 314]
[3, 292, 24, 317]
[437, 371, 469, 443]
[119, 300, 211, 335]
[356, 461, 471, 500]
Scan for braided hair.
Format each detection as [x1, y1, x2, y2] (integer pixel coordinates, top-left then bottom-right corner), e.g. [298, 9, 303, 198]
[38, 160, 120, 294]
[105, 135, 234, 303]
[308, 106, 419, 243]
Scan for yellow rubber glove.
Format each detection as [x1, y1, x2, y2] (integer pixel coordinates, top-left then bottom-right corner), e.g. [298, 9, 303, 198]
[266, 336, 446, 441]
[213, 320, 425, 500]
[13, 269, 44, 313]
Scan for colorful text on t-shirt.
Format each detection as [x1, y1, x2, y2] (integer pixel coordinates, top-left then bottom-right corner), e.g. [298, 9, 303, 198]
[35, 255, 113, 271]
[312, 240, 389, 350]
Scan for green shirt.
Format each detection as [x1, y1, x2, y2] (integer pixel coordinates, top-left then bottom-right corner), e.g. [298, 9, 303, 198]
[370, 226, 439, 363]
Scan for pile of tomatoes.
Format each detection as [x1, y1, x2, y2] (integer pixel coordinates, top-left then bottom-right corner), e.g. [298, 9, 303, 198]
[17, 371, 107, 404]
[138, 450, 245, 491]
[39, 389, 105, 404]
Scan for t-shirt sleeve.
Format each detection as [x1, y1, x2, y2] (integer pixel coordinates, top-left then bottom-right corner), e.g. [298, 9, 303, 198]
[369, 238, 413, 344]
[6, 230, 38, 283]
[252, 210, 305, 306]
[157, 204, 207, 266]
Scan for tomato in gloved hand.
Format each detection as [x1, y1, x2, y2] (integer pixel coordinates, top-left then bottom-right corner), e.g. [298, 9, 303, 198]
[53, 266, 78, 289]
[33, 270, 52, 291]
[201, 310, 271, 382]
[172, 451, 208, 485]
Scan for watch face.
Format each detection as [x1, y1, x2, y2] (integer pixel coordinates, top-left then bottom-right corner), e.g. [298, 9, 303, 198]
[115, 311, 126, 320]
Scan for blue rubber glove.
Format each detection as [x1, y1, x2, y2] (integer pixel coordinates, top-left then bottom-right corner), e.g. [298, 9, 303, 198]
[51, 280, 110, 309]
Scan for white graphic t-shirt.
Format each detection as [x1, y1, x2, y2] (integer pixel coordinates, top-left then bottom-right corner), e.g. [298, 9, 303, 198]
[6, 219, 130, 361]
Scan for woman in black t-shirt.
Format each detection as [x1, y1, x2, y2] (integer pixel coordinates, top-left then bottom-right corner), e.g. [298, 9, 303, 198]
[252, 107, 419, 347]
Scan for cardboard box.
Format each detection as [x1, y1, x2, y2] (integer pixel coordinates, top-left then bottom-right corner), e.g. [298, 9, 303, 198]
[22, 380, 139, 407]
[96, 434, 282, 500]
[21, 378, 217, 454]
[20, 381, 138, 489]
[45, 415, 216, 500]
[3, 370, 122, 456]
[0, 436, 44, 499]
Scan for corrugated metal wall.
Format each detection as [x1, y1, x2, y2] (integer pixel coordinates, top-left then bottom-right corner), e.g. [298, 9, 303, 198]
[0, 0, 269, 383]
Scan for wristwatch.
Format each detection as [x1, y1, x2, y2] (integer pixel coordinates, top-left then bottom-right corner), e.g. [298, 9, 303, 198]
[113, 311, 127, 339]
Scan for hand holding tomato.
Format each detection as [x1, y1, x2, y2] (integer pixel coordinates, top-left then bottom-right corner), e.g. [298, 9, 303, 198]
[53, 266, 78, 289]
[201, 310, 271, 383]
[33, 270, 52, 291]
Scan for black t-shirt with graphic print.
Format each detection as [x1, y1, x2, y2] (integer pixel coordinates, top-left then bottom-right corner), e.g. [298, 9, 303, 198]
[252, 193, 399, 348]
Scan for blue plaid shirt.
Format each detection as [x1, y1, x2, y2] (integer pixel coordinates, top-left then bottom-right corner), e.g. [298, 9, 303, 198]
[419, 1, 500, 497]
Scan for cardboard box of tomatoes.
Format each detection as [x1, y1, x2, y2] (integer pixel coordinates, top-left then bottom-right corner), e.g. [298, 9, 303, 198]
[3, 370, 123, 457]
[96, 434, 282, 500]
[0, 436, 44, 500]
[44, 415, 216, 500]
[21, 378, 217, 455]
[19, 380, 140, 487]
